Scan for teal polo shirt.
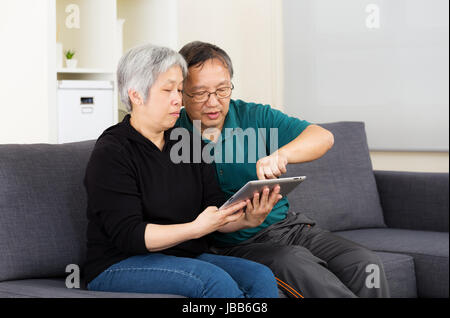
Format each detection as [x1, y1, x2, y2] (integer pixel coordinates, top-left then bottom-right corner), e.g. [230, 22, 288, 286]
[175, 99, 311, 246]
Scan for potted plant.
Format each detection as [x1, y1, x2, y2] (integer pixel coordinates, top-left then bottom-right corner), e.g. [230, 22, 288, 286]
[65, 49, 77, 68]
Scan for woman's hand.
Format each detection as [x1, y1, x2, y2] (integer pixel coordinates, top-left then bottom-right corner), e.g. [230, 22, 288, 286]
[193, 201, 247, 238]
[145, 201, 246, 252]
[244, 185, 282, 227]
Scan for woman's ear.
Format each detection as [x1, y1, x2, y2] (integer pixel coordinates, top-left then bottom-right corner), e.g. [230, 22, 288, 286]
[128, 89, 143, 107]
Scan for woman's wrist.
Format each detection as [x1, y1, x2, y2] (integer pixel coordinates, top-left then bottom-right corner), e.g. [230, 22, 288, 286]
[189, 220, 207, 239]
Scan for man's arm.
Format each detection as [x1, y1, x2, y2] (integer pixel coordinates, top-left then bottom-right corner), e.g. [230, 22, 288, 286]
[256, 124, 334, 180]
[278, 124, 334, 164]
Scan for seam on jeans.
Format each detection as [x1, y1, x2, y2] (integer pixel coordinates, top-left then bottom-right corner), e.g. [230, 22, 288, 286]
[104, 267, 207, 297]
[239, 286, 251, 298]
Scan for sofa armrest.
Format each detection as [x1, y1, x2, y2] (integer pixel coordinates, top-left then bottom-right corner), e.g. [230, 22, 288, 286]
[374, 170, 449, 232]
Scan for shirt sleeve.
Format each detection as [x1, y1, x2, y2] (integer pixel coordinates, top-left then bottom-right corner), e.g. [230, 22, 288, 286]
[84, 141, 148, 255]
[256, 103, 312, 152]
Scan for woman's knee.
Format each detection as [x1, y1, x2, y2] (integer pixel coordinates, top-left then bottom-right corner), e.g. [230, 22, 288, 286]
[198, 264, 245, 298]
[253, 262, 277, 283]
[237, 261, 278, 298]
[198, 253, 278, 298]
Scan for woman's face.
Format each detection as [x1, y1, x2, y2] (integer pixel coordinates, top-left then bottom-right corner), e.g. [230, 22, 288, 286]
[134, 65, 184, 132]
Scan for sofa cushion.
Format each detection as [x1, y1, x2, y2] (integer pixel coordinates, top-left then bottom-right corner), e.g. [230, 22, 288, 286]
[374, 170, 449, 232]
[375, 252, 417, 298]
[0, 278, 183, 298]
[334, 228, 449, 298]
[286, 122, 386, 231]
[0, 141, 95, 282]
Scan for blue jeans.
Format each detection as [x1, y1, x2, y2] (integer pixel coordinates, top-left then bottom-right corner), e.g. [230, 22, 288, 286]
[87, 253, 279, 298]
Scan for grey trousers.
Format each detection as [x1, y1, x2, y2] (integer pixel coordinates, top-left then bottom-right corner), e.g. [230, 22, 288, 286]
[210, 212, 390, 298]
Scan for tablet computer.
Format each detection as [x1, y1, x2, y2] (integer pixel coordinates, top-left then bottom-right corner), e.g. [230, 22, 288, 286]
[219, 176, 306, 210]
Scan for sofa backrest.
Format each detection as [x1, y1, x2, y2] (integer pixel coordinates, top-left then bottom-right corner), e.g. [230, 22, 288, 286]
[0, 121, 386, 281]
[0, 140, 95, 282]
[285, 122, 386, 232]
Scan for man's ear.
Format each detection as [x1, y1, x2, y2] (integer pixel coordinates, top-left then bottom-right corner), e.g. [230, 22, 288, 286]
[128, 89, 143, 106]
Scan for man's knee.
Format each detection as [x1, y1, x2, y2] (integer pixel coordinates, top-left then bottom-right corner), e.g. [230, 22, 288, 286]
[344, 246, 384, 271]
[329, 245, 390, 297]
[264, 245, 355, 298]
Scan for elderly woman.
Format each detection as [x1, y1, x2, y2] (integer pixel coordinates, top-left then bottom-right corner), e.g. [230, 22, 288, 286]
[83, 44, 279, 298]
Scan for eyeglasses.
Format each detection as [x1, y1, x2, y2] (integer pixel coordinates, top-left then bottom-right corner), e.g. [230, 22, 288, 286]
[184, 83, 234, 103]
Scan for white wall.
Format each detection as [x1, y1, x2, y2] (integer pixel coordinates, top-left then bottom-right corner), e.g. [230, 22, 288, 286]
[177, 0, 284, 109]
[370, 151, 449, 173]
[0, 0, 54, 144]
[118, 0, 178, 52]
[283, 0, 449, 152]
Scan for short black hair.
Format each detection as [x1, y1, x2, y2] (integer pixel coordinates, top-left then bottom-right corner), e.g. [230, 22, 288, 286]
[179, 41, 234, 78]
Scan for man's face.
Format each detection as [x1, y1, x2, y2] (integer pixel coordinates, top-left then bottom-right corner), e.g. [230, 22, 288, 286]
[183, 58, 232, 132]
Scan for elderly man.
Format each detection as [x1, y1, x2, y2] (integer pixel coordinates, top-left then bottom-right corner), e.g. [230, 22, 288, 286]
[175, 41, 390, 298]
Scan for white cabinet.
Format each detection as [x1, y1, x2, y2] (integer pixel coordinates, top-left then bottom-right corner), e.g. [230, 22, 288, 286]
[57, 80, 114, 143]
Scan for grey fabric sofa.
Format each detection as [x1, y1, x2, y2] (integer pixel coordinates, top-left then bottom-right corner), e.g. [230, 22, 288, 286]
[0, 122, 448, 298]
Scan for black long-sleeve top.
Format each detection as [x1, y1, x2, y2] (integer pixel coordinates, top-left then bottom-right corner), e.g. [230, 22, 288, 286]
[83, 115, 225, 284]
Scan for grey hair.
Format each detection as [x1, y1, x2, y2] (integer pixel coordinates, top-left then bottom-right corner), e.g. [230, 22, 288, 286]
[117, 44, 188, 112]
